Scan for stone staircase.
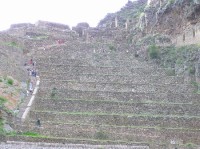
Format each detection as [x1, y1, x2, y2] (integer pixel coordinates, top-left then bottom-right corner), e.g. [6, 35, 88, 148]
[9, 39, 200, 149]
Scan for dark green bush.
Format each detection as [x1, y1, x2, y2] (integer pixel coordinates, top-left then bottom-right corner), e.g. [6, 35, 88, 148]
[109, 45, 116, 51]
[0, 96, 7, 105]
[95, 131, 108, 140]
[189, 67, 195, 75]
[166, 68, 175, 76]
[51, 87, 57, 98]
[7, 78, 13, 85]
[148, 45, 160, 59]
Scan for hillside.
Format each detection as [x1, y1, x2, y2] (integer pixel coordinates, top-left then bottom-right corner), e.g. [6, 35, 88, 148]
[98, 0, 200, 86]
[0, 0, 199, 149]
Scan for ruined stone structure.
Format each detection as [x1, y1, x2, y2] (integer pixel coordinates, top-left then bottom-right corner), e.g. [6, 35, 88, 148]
[35, 20, 70, 30]
[173, 22, 200, 46]
[0, 21, 195, 149]
[1, 0, 200, 148]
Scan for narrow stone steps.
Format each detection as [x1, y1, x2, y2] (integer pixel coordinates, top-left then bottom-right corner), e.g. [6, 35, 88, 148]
[29, 110, 200, 129]
[37, 89, 200, 103]
[33, 99, 200, 116]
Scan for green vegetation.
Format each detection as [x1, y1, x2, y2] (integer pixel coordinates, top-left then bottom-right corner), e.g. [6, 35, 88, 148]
[136, 34, 171, 46]
[7, 131, 43, 137]
[148, 44, 160, 59]
[191, 81, 199, 93]
[7, 41, 18, 47]
[166, 68, 175, 76]
[50, 87, 57, 99]
[108, 45, 116, 51]
[168, 0, 175, 5]
[0, 119, 5, 135]
[189, 66, 195, 75]
[22, 131, 41, 137]
[0, 96, 13, 116]
[0, 76, 15, 85]
[95, 131, 108, 140]
[7, 78, 14, 85]
[185, 143, 197, 149]
[137, 35, 156, 46]
[148, 44, 200, 76]
[0, 96, 7, 105]
[0, 41, 21, 48]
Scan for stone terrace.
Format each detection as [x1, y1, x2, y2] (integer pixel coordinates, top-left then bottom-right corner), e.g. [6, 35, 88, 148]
[8, 28, 200, 149]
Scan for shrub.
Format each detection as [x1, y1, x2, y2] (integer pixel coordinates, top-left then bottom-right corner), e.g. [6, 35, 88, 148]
[51, 87, 57, 98]
[148, 45, 160, 59]
[7, 78, 14, 85]
[0, 118, 4, 135]
[191, 81, 199, 93]
[95, 131, 108, 140]
[189, 66, 195, 75]
[0, 96, 7, 109]
[136, 35, 155, 46]
[109, 45, 116, 51]
[166, 68, 175, 76]
[10, 42, 17, 47]
[185, 143, 197, 149]
[0, 96, 7, 105]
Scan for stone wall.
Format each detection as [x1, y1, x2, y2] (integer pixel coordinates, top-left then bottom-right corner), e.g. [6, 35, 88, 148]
[36, 20, 70, 30]
[173, 23, 200, 46]
[29, 110, 200, 129]
[34, 99, 199, 116]
[40, 73, 184, 84]
[39, 80, 195, 93]
[10, 23, 35, 29]
[37, 89, 200, 103]
[14, 124, 200, 146]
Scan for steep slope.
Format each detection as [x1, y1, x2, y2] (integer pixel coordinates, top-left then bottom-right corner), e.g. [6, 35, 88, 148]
[0, 22, 196, 149]
[0, 0, 200, 149]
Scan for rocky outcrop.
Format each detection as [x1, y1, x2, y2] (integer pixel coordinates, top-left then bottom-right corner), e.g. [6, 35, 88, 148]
[144, 0, 200, 35]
